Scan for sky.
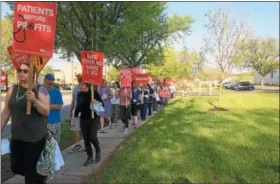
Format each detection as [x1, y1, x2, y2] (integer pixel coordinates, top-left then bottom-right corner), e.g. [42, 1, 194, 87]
[1, 1, 279, 72]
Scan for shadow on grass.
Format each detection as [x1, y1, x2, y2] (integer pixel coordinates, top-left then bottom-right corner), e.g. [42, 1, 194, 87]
[90, 97, 279, 184]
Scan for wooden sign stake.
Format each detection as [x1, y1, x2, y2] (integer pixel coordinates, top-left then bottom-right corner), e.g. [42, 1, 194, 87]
[91, 84, 95, 119]
[26, 56, 35, 115]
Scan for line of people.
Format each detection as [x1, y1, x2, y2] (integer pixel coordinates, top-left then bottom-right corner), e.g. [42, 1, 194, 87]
[0, 62, 171, 184]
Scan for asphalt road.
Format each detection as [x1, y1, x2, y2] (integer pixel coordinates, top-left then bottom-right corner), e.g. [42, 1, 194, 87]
[1, 94, 72, 139]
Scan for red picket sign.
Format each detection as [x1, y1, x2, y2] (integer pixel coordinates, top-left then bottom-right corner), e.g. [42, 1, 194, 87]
[133, 73, 149, 85]
[1, 72, 8, 91]
[80, 51, 104, 86]
[130, 67, 141, 75]
[7, 46, 28, 70]
[120, 68, 131, 87]
[159, 89, 169, 97]
[12, 2, 57, 57]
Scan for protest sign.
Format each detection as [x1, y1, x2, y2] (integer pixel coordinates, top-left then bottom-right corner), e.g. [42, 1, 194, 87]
[12, 2, 57, 57]
[1, 72, 8, 91]
[159, 89, 169, 97]
[8, 46, 49, 72]
[7, 46, 28, 70]
[130, 67, 141, 75]
[133, 73, 149, 85]
[120, 68, 131, 87]
[80, 51, 104, 86]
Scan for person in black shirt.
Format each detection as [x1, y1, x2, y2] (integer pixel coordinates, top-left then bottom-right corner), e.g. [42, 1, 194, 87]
[147, 84, 154, 116]
[73, 82, 103, 166]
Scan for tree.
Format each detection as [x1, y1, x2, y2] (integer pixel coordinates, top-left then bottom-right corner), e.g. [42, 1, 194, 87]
[1, 18, 17, 82]
[107, 5, 194, 68]
[241, 38, 279, 89]
[107, 66, 120, 82]
[201, 7, 248, 107]
[147, 48, 191, 79]
[41, 66, 55, 75]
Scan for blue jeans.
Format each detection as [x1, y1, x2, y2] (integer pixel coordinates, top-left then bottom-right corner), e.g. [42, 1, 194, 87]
[141, 103, 148, 121]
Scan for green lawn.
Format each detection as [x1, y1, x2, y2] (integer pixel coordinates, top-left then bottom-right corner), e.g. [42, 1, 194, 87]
[91, 91, 279, 184]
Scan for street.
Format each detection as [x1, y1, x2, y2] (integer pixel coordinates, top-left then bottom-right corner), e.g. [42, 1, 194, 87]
[1, 94, 72, 138]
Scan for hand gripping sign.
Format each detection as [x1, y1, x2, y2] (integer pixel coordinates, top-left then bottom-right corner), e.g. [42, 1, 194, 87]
[12, 2, 57, 58]
[120, 68, 132, 87]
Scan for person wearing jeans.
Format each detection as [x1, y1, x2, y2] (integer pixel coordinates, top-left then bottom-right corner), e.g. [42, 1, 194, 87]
[118, 86, 132, 135]
[141, 84, 149, 121]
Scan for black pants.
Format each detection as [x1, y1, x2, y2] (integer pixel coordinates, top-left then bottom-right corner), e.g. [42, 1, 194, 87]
[120, 105, 130, 128]
[80, 118, 101, 158]
[148, 102, 152, 116]
[10, 136, 46, 184]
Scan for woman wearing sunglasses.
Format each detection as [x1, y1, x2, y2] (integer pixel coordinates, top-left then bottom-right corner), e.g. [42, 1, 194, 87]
[1, 62, 50, 184]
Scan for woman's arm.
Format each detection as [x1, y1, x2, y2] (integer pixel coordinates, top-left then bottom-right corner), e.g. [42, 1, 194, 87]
[107, 88, 114, 100]
[34, 87, 50, 116]
[1, 85, 14, 130]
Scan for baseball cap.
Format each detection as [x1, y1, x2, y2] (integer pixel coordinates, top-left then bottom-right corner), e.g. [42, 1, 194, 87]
[45, 74, 55, 80]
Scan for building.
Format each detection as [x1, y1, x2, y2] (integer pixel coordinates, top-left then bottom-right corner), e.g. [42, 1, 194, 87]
[254, 68, 280, 85]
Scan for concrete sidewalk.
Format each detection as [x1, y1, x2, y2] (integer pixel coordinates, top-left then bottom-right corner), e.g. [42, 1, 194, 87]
[3, 112, 157, 184]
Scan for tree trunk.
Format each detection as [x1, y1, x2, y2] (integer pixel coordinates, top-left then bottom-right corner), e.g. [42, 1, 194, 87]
[218, 83, 223, 108]
[261, 75, 264, 90]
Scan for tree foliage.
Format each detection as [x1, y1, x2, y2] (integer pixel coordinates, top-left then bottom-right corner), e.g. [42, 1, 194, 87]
[106, 66, 120, 82]
[241, 38, 279, 89]
[1, 18, 17, 82]
[146, 48, 191, 79]
[201, 7, 248, 82]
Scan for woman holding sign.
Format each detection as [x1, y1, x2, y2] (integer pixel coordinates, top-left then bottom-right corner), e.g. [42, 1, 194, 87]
[1, 62, 50, 184]
[73, 82, 103, 166]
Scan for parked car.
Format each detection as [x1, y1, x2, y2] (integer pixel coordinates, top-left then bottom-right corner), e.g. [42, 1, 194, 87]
[223, 82, 231, 88]
[61, 84, 72, 90]
[234, 82, 255, 91]
[227, 82, 239, 90]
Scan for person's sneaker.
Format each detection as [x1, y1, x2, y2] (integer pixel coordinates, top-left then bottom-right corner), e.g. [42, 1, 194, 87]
[124, 128, 128, 135]
[133, 123, 138, 128]
[95, 152, 101, 162]
[98, 129, 106, 133]
[69, 144, 82, 154]
[83, 157, 94, 167]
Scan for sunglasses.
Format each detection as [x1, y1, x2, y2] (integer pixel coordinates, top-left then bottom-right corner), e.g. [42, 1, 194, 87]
[17, 68, 29, 74]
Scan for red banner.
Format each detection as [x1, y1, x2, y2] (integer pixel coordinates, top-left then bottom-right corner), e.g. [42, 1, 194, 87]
[12, 2, 57, 57]
[159, 89, 169, 97]
[120, 68, 131, 87]
[80, 51, 104, 86]
[133, 73, 149, 85]
[7, 46, 28, 70]
[130, 67, 141, 75]
[1, 72, 8, 91]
